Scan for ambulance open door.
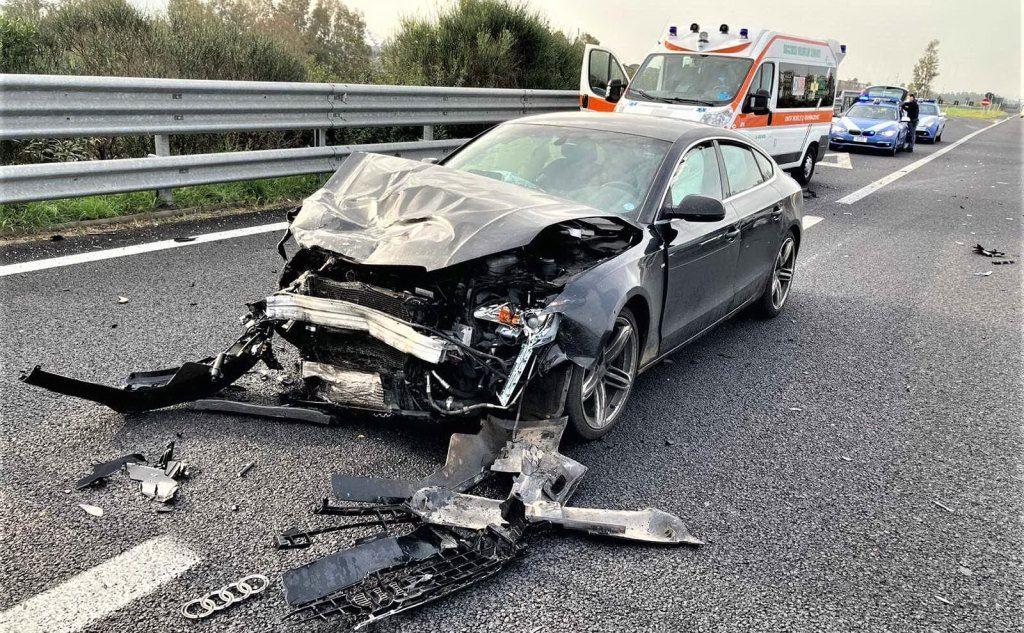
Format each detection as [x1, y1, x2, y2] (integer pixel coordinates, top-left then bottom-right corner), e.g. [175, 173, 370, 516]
[579, 44, 630, 112]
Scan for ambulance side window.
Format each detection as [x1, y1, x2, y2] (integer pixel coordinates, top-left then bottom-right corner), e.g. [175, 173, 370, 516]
[778, 63, 835, 108]
[589, 49, 612, 97]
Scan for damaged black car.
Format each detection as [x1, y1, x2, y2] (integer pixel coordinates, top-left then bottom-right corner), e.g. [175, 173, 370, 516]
[23, 112, 804, 439]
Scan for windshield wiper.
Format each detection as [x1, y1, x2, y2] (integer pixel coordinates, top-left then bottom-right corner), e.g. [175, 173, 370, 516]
[663, 97, 715, 106]
[629, 89, 676, 104]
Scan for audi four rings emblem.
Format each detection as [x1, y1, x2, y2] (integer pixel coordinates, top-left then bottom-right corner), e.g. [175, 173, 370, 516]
[180, 574, 270, 620]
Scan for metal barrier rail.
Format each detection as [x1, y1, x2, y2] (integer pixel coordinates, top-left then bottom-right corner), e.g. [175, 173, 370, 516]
[0, 74, 578, 139]
[0, 139, 465, 204]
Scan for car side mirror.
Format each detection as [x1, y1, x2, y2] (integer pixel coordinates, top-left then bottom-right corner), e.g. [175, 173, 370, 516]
[607, 79, 625, 103]
[743, 92, 770, 115]
[662, 194, 727, 222]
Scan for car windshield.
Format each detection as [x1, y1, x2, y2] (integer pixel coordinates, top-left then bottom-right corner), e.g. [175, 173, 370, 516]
[846, 104, 898, 120]
[626, 53, 753, 106]
[864, 86, 907, 100]
[443, 123, 671, 216]
[918, 103, 939, 115]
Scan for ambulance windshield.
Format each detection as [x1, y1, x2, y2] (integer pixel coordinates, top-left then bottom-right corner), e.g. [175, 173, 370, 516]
[626, 53, 754, 106]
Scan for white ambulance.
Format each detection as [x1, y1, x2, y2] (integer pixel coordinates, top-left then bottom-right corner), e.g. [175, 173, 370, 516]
[580, 23, 846, 184]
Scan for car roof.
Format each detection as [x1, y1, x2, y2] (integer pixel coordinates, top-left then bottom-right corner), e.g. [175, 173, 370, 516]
[509, 111, 715, 143]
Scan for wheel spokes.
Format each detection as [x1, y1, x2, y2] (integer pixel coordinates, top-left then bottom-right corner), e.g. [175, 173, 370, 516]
[780, 240, 794, 265]
[591, 383, 608, 428]
[777, 266, 794, 282]
[603, 365, 632, 392]
[582, 367, 601, 398]
[605, 324, 632, 360]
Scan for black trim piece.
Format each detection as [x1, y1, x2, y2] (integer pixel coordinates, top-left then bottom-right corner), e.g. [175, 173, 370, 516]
[772, 151, 802, 166]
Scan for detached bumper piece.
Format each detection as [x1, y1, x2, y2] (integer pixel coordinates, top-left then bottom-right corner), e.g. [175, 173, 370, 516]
[20, 322, 275, 413]
[280, 416, 701, 629]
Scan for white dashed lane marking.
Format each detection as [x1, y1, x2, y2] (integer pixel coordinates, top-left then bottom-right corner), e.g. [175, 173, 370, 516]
[803, 215, 824, 230]
[0, 535, 200, 633]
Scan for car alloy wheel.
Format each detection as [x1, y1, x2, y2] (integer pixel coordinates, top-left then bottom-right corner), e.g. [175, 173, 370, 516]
[580, 315, 638, 433]
[771, 236, 796, 310]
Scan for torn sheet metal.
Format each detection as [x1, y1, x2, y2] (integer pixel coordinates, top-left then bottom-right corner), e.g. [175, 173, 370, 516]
[191, 399, 335, 425]
[74, 453, 145, 489]
[300, 361, 386, 409]
[289, 152, 637, 272]
[408, 487, 506, 530]
[127, 447, 187, 503]
[525, 502, 703, 545]
[265, 293, 448, 364]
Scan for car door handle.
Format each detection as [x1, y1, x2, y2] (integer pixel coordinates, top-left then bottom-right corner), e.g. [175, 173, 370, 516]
[724, 226, 741, 242]
[770, 204, 783, 220]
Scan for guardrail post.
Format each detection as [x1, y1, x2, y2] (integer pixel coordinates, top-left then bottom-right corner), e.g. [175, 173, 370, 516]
[422, 125, 434, 141]
[315, 128, 327, 147]
[153, 134, 174, 206]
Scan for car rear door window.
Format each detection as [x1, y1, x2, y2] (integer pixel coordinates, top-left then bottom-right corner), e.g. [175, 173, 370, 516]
[719, 143, 766, 196]
[751, 149, 774, 180]
[665, 143, 723, 207]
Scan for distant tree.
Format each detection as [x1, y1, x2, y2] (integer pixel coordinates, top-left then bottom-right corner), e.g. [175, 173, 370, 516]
[379, 0, 597, 89]
[908, 39, 939, 97]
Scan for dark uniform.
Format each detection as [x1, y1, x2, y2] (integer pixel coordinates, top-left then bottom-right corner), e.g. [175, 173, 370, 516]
[902, 99, 919, 151]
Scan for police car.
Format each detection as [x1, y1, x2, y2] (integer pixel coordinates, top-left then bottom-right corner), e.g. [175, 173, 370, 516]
[829, 96, 910, 156]
[915, 99, 946, 143]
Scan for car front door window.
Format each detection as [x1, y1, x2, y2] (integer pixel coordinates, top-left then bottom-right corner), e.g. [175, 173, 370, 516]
[719, 143, 766, 196]
[665, 143, 722, 208]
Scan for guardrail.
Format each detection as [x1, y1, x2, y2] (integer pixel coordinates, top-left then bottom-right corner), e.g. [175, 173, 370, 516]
[0, 74, 579, 204]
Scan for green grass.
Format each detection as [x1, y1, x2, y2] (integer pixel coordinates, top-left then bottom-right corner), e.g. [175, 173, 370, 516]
[944, 107, 1006, 119]
[0, 174, 322, 234]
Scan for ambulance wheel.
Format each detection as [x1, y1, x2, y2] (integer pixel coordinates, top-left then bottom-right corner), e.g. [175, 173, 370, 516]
[791, 147, 816, 185]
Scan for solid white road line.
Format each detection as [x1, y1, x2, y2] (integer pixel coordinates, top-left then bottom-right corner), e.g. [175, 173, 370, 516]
[836, 117, 1013, 205]
[0, 221, 288, 278]
[0, 535, 199, 633]
[803, 215, 824, 230]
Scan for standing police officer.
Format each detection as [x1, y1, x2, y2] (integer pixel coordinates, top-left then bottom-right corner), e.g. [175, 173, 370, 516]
[902, 93, 920, 152]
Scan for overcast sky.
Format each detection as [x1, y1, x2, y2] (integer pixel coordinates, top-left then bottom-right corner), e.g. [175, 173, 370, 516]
[121, 0, 1021, 98]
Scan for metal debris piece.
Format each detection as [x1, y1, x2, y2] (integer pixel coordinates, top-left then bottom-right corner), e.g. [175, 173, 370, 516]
[238, 462, 255, 478]
[932, 499, 954, 513]
[78, 503, 104, 517]
[117, 296, 129, 304]
[993, 259, 1015, 265]
[127, 452, 186, 503]
[180, 574, 270, 620]
[74, 453, 145, 489]
[275, 502, 416, 550]
[283, 416, 700, 628]
[972, 271, 992, 277]
[973, 244, 1007, 258]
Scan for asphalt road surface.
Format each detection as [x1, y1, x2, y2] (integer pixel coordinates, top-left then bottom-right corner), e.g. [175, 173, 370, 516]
[1, 116, 1021, 633]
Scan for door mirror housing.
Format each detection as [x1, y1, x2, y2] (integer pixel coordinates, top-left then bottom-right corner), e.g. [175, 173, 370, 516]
[662, 194, 727, 222]
[607, 79, 625, 103]
[743, 92, 770, 115]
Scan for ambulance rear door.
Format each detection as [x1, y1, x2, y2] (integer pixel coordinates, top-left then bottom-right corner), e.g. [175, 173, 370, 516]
[580, 44, 630, 112]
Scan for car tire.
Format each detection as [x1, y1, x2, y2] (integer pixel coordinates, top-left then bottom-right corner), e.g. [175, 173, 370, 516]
[935, 131, 942, 143]
[753, 232, 797, 319]
[566, 307, 640, 440]
[790, 147, 817, 185]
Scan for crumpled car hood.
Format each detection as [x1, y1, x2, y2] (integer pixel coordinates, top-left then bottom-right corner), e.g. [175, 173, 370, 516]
[290, 152, 639, 271]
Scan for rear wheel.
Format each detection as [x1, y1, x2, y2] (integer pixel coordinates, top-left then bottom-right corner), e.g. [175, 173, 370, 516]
[567, 308, 639, 440]
[754, 233, 797, 318]
[790, 147, 817, 185]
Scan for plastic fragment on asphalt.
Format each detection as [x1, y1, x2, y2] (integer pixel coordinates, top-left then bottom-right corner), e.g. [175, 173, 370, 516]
[993, 259, 1015, 265]
[117, 296, 129, 304]
[934, 595, 951, 605]
[74, 453, 146, 489]
[958, 566, 973, 577]
[972, 271, 992, 276]
[973, 244, 1007, 257]
[932, 500, 954, 513]
[238, 462, 255, 478]
[79, 503, 104, 517]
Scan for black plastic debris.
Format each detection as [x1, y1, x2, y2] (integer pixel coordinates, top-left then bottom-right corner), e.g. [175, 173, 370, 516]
[74, 453, 146, 489]
[973, 244, 1007, 258]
